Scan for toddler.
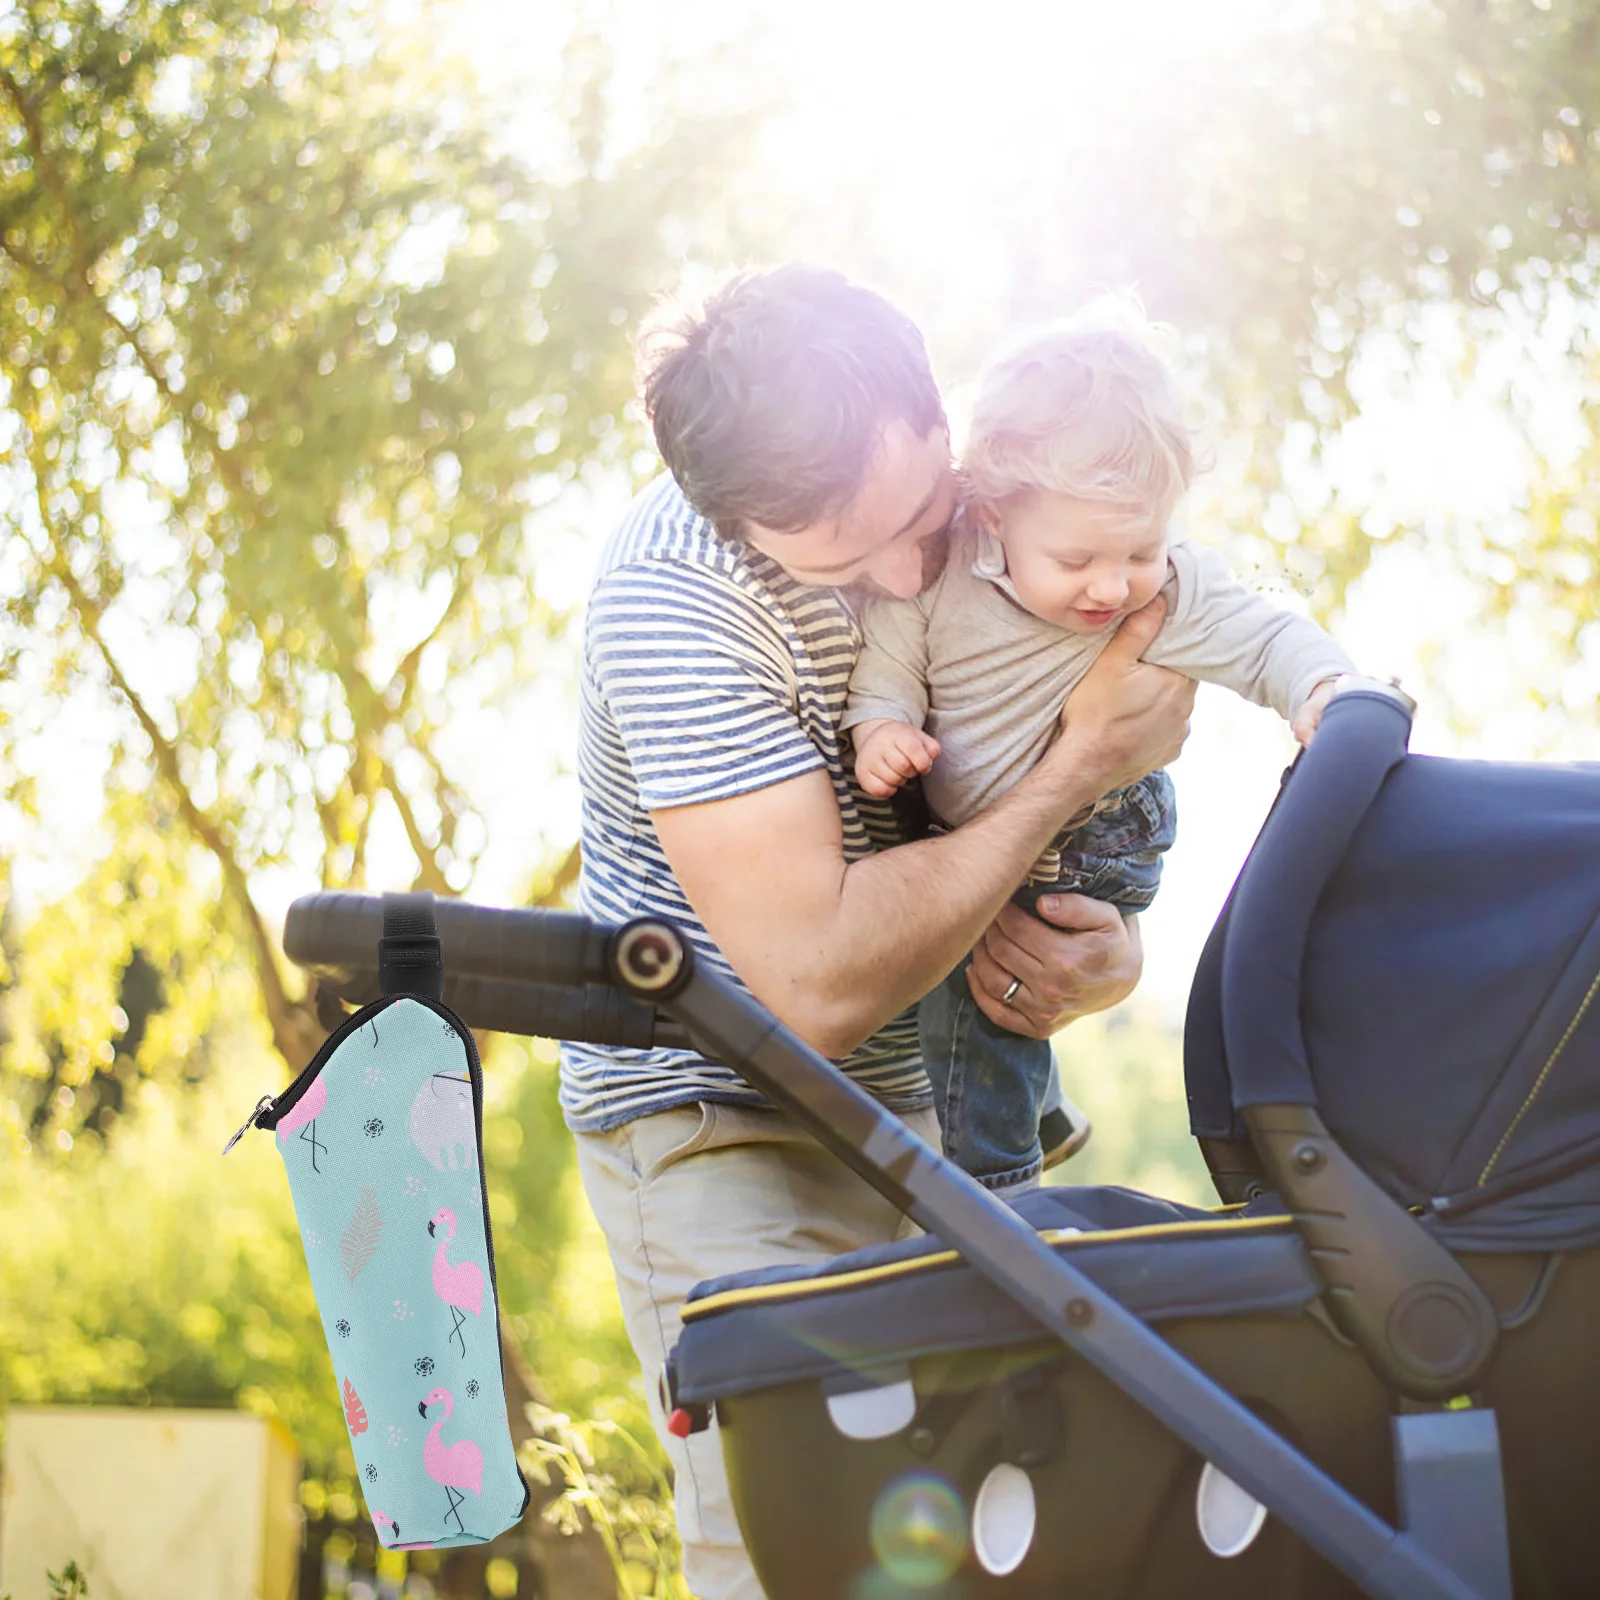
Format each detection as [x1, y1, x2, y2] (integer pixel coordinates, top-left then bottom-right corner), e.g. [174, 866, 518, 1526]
[844, 303, 1357, 1192]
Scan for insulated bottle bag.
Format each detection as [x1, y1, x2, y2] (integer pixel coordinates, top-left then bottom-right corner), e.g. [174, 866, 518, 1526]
[229, 893, 528, 1548]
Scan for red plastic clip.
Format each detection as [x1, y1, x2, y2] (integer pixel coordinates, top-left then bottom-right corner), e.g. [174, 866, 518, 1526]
[667, 1407, 695, 1439]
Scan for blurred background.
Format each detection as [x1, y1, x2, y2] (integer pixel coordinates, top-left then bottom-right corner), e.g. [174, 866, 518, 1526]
[0, 0, 1596, 1594]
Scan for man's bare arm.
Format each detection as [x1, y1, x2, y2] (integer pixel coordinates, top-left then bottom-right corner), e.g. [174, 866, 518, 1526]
[651, 598, 1193, 1058]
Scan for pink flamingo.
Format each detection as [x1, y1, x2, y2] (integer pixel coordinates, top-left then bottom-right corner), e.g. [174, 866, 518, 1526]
[419, 1386, 482, 1536]
[371, 1508, 433, 1552]
[278, 1075, 328, 1172]
[428, 1207, 483, 1358]
[371, 1508, 435, 1552]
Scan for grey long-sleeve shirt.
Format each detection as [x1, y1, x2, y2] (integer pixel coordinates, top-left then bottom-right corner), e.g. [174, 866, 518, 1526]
[842, 527, 1356, 827]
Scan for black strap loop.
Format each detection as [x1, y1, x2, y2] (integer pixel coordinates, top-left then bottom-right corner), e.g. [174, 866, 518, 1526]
[379, 891, 444, 1001]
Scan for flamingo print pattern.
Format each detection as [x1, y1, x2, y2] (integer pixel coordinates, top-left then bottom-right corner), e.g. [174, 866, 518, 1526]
[278, 1073, 328, 1172]
[369, 1508, 431, 1552]
[274, 997, 524, 1548]
[420, 1386, 483, 1536]
[427, 1207, 484, 1358]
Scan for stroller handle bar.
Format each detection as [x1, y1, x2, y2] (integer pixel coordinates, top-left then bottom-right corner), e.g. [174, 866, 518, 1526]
[1220, 682, 1502, 1400]
[282, 890, 1486, 1600]
[1221, 678, 1413, 1110]
[283, 890, 694, 1052]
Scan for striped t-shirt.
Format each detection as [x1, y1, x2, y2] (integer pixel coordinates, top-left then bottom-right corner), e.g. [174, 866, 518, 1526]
[560, 474, 930, 1132]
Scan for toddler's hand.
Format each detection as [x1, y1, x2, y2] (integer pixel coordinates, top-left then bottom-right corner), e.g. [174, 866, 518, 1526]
[853, 719, 941, 798]
[1292, 678, 1340, 747]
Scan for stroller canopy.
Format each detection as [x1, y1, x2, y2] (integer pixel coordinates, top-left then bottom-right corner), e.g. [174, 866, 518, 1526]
[1187, 751, 1600, 1252]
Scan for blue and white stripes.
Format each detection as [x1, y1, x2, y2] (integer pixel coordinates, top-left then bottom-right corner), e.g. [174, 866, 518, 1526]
[560, 475, 929, 1132]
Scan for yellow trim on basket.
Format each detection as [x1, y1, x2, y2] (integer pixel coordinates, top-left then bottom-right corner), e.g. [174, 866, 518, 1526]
[680, 1215, 1294, 1322]
[1478, 965, 1600, 1186]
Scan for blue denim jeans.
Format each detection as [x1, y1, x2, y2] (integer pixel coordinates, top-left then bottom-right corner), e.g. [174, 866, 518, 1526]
[920, 772, 1177, 1191]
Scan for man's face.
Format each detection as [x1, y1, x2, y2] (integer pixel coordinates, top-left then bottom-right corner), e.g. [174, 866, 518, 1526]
[742, 420, 957, 601]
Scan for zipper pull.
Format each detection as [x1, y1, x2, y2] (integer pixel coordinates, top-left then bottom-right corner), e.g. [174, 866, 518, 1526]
[223, 1094, 275, 1155]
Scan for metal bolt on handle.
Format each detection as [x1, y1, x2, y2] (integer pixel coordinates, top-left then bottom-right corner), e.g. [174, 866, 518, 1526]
[613, 919, 691, 996]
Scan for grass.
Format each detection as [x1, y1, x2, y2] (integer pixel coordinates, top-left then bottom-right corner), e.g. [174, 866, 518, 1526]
[2, 1561, 92, 1600]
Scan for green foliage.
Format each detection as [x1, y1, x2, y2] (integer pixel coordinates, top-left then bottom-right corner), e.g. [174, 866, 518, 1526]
[1048, 1008, 1214, 1209]
[0, 792, 247, 1147]
[0, 10, 760, 1534]
[825, 0, 1599, 662]
[0, 0, 764, 1073]
[524, 1403, 688, 1600]
[481, 1035, 581, 1325]
[0, 1025, 345, 1457]
[0, 864, 592, 1472]
[47, 1563, 90, 1600]
[1, 1559, 91, 1600]
[949, 2, 1599, 421]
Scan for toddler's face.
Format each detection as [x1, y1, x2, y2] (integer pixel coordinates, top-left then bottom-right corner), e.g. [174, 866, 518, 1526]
[989, 492, 1168, 634]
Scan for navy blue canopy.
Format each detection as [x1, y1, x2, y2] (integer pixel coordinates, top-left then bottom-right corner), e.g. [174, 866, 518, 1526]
[1187, 749, 1600, 1252]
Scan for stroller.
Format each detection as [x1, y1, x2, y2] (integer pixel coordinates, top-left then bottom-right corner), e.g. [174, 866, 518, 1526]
[285, 684, 1600, 1599]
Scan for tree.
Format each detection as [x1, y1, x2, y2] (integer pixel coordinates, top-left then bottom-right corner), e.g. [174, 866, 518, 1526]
[1, 4, 766, 1592]
[971, 0, 1600, 648]
[0, 0, 758, 1118]
[781, 0, 1592, 684]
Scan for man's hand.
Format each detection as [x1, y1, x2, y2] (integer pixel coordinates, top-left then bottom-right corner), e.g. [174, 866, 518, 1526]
[1051, 596, 1194, 796]
[652, 601, 1179, 1059]
[1291, 677, 1339, 747]
[852, 718, 941, 798]
[966, 894, 1142, 1037]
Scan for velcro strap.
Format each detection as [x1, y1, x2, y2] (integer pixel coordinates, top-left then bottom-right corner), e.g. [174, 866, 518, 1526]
[378, 891, 444, 1000]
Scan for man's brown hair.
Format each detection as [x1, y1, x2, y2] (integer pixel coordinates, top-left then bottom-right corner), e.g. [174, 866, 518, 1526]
[639, 263, 945, 535]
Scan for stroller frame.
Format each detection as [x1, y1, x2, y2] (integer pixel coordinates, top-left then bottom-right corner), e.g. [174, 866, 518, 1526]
[285, 685, 1511, 1600]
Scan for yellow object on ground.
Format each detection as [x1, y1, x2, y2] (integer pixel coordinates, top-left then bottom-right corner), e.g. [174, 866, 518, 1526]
[0, 1406, 300, 1600]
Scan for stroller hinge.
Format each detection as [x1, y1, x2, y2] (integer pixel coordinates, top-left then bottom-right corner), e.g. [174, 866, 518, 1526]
[1245, 1104, 1500, 1399]
[1393, 1408, 1512, 1600]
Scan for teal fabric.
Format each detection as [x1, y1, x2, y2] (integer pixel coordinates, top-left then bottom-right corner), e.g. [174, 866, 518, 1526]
[275, 995, 526, 1548]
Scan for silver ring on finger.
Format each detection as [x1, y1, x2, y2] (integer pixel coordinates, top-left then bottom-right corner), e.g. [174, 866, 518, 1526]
[1001, 975, 1023, 1006]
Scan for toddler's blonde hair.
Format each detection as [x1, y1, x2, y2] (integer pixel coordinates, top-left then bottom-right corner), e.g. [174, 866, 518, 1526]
[963, 296, 1195, 525]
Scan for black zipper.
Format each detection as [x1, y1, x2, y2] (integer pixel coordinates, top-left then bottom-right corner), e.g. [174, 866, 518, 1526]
[253, 996, 403, 1132]
[225, 998, 402, 1153]
[244, 990, 528, 1512]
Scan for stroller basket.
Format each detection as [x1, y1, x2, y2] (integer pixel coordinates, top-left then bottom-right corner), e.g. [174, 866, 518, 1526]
[284, 684, 1600, 1599]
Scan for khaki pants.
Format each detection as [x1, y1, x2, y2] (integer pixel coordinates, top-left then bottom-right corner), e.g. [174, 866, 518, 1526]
[574, 1099, 941, 1600]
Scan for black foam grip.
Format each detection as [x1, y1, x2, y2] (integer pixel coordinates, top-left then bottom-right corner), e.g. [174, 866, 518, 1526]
[287, 893, 689, 1050]
[318, 967, 691, 1050]
[285, 892, 604, 988]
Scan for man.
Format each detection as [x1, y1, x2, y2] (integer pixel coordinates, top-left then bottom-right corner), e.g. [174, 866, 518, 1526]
[560, 263, 1195, 1597]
